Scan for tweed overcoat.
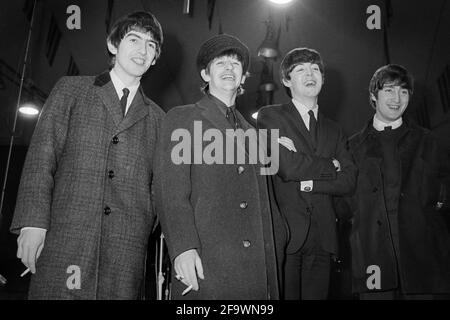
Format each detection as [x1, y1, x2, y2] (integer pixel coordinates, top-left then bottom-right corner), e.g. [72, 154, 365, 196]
[154, 95, 287, 300]
[345, 120, 450, 294]
[10, 72, 165, 299]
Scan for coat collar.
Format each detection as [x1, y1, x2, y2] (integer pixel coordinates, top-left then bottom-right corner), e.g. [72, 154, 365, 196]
[94, 71, 150, 132]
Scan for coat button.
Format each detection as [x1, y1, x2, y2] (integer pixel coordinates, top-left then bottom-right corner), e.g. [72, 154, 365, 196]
[377, 220, 382, 226]
[104, 206, 111, 215]
[243, 240, 251, 248]
[108, 170, 115, 178]
[237, 166, 245, 174]
[240, 201, 248, 209]
[372, 187, 378, 193]
[112, 136, 119, 144]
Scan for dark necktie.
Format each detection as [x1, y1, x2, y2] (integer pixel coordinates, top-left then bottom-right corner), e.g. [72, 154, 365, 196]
[308, 110, 317, 146]
[226, 106, 240, 129]
[384, 126, 392, 131]
[120, 88, 130, 116]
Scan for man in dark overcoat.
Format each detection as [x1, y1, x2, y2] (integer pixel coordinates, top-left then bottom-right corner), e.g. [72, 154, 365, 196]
[154, 34, 287, 299]
[342, 64, 450, 299]
[257, 48, 357, 299]
[10, 11, 165, 299]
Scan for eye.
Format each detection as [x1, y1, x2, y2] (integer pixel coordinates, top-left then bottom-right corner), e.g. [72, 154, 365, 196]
[383, 87, 393, 93]
[400, 89, 409, 95]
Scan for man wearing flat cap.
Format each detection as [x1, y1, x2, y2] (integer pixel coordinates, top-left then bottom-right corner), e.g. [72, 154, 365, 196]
[154, 34, 287, 299]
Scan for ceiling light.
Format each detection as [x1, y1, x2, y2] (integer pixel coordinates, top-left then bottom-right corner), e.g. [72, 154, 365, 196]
[19, 103, 40, 116]
[269, 0, 293, 4]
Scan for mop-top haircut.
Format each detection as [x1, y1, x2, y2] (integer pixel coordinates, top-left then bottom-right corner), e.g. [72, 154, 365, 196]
[280, 47, 325, 98]
[107, 11, 163, 61]
[368, 64, 414, 109]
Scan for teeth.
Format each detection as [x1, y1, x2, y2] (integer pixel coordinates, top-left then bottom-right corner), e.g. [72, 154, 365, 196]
[132, 58, 145, 65]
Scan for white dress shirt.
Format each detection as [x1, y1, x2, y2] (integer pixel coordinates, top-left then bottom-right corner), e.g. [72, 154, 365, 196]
[109, 69, 140, 115]
[291, 99, 319, 192]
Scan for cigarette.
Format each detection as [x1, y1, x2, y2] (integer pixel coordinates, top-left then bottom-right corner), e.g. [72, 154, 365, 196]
[182, 285, 193, 296]
[20, 268, 30, 277]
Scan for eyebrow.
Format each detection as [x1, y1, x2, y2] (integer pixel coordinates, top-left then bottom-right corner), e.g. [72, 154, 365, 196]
[125, 32, 156, 44]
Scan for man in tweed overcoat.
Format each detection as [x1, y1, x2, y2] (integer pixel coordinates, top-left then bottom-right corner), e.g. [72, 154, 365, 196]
[154, 34, 287, 299]
[10, 11, 165, 299]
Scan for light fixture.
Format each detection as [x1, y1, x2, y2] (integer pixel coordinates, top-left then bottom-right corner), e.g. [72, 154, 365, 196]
[258, 12, 279, 59]
[252, 112, 259, 120]
[269, 0, 293, 4]
[19, 103, 40, 116]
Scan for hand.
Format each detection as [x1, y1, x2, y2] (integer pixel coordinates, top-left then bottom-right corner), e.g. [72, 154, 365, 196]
[278, 137, 297, 152]
[174, 249, 204, 293]
[17, 229, 46, 274]
[332, 158, 341, 172]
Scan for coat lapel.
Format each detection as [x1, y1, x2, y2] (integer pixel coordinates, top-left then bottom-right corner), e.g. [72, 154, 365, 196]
[197, 96, 250, 157]
[118, 86, 149, 132]
[284, 102, 315, 153]
[94, 71, 123, 128]
[94, 71, 150, 132]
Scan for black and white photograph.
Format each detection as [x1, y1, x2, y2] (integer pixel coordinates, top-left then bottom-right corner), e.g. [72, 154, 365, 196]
[0, 0, 449, 310]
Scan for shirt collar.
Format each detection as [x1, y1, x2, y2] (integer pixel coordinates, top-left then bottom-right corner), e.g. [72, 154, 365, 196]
[109, 69, 140, 100]
[207, 92, 236, 117]
[373, 114, 403, 131]
[292, 99, 318, 119]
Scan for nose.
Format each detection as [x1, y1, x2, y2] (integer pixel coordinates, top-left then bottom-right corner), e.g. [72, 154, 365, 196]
[224, 60, 233, 70]
[392, 89, 400, 102]
[138, 42, 147, 55]
[304, 66, 312, 76]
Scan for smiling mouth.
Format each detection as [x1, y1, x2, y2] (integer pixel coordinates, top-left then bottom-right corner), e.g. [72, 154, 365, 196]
[221, 74, 235, 81]
[388, 105, 401, 110]
[131, 57, 146, 65]
[304, 80, 316, 87]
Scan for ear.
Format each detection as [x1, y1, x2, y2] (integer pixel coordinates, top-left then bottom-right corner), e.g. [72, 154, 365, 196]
[282, 78, 292, 88]
[370, 93, 377, 102]
[200, 69, 210, 83]
[107, 40, 118, 55]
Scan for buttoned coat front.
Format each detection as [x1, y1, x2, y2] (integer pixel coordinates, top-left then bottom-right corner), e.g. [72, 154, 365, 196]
[345, 121, 450, 294]
[154, 95, 287, 300]
[10, 72, 164, 299]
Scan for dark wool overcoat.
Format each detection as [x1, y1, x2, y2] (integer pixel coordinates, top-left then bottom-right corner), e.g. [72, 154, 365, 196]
[346, 120, 450, 294]
[10, 72, 164, 299]
[154, 95, 287, 300]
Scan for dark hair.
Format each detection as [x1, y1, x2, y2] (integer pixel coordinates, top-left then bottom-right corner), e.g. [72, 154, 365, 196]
[107, 11, 163, 64]
[368, 64, 414, 109]
[200, 49, 248, 95]
[280, 48, 325, 98]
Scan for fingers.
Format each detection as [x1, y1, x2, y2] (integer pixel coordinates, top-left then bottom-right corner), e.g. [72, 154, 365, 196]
[16, 234, 23, 259]
[195, 256, 204, 280]
[25, 244, 37, 274]
[174, 249, 201, 293]
[278, 137, 297, 152]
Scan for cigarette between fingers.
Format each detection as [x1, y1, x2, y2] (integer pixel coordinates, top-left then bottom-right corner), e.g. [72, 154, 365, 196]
[182, 285, 193, 296]
[20, 268, 30, 277]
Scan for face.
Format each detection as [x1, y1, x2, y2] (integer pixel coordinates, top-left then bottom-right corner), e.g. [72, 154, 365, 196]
[283, 62, 323, 101]
[107, 30, 157, 82]
[201, 55, 246, 97]
[372, 83, 410, 122]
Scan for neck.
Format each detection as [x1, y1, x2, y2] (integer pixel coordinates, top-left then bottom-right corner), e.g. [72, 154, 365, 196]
[112, 65, 141, 87]
[209, 88, 236, 107]
[292, 95, 317, 109]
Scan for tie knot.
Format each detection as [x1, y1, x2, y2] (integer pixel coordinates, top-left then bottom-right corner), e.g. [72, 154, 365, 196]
[122, 88, 130, 98]
[308, 110, 315, 120]
[384, 126, 392, 131]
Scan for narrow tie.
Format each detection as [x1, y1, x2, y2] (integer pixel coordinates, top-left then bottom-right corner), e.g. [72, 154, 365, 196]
[308, 110, 317, 147]
[226, 106, 240, 129]
[120, 88, 130, 116]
